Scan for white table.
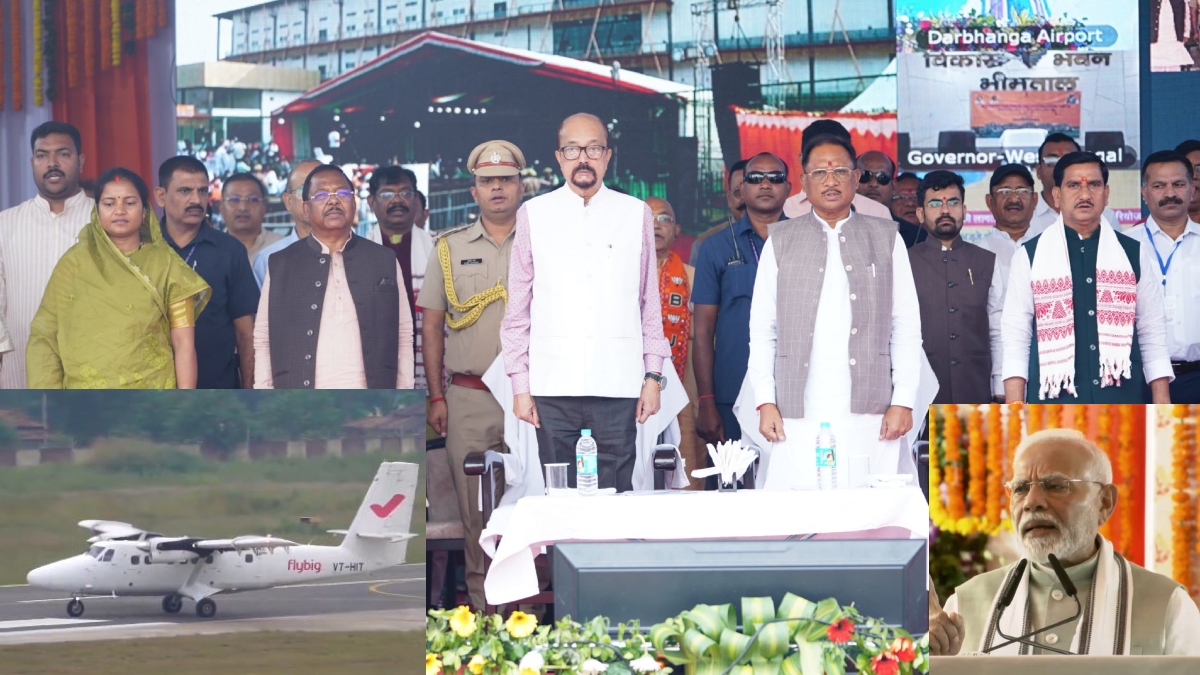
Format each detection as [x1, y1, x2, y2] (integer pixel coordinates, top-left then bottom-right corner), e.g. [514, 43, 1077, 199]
[482, 486, 929, 605]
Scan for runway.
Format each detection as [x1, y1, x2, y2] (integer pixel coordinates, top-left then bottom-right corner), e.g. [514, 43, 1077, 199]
[0, 564, 424, 644]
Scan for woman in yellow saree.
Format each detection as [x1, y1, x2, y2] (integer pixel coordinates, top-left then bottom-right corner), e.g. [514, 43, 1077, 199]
[26, 167, 211, 388]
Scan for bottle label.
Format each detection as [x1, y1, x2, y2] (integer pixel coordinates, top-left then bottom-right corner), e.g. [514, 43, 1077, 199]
[816, 447, 837, 468]
[577, 453, 598, 475]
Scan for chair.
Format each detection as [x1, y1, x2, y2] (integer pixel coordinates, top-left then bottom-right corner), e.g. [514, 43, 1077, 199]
[425, 438, 465, 609]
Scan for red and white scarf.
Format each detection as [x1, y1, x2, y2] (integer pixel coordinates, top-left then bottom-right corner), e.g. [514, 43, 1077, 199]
[1029, 217, 1136, 399]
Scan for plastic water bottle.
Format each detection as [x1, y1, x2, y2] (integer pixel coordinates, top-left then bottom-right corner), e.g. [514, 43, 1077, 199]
[576, 429, 598, 496]
[815, 422, 838, 490]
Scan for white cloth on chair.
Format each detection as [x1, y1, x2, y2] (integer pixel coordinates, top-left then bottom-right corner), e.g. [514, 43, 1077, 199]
[731, 350, 939, 490]
[478, 354, 689, 557]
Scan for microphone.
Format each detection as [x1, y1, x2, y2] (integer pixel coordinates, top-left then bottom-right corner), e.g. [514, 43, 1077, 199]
[986, 556, 1082, 655]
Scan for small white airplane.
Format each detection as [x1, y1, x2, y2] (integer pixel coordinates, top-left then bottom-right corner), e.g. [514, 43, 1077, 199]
[25, 461, 418, 619]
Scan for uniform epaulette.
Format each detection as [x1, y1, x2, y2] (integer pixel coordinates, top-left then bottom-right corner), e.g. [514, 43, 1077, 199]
[433, 224, 471, 242]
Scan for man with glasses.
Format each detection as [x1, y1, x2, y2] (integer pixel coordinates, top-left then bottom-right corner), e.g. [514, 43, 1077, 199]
[219, 172, 281, 264]
[692, 153, 790, 456]
[907, 171, 1004, 403]
[253, 164, 413, 389]
[366, 165, 434, 390]
[977, 164, 1040, 289]
[253, 160, 321, 288]
[1031, 134, 1119, 235]
[647, 196, 702, 488]
[155, 156, 259, 389]
[420, 140, 526, 609]
[748, 134, 922, 472]
[782, 119, 893, 220]
[890, 172, 921, 224]
[1124, 151, 1200, 403]
[1172, 139, 1200, 223]
[931, 428, 1200, 656]
[858, 151, 926, 248]
[1001, 152, 1173, 403]
[501, 112, 671, 493]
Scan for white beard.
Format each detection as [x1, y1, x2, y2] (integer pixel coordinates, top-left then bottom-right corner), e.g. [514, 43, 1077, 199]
[1020, 501, 1101, 564]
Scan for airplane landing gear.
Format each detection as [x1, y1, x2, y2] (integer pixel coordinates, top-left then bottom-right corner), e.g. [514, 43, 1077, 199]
[66, 599, 84, 617]
[162, 594, 183, 614]
[195, 598, 217, 619]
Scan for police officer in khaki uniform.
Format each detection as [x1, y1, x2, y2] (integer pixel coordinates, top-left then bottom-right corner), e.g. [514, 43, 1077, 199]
[418, 140, 525, 609]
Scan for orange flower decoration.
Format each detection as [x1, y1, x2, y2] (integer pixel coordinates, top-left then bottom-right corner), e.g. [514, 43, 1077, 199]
[944, 405, 965, 520]
[968, 407, 986, 517]
[826, 618, 855, 644]
[871, 651, 900, 675]
[890, 637, 916, 663]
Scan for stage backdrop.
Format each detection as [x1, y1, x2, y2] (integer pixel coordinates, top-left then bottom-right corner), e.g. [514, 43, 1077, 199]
[0, 0, 176, 210]
[1150, 406, 1200, 607]
[896, 1, 1142, 227]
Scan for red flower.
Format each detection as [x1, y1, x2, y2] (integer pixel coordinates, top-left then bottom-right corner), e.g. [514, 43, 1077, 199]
[826, 618, 855, 643]
[919, 19, 931, 31]
[890, 637, 916, 663]
[871, 651, 900, 675]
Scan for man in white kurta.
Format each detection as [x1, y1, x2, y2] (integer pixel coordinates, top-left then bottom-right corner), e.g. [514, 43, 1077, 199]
[746, 134, 923, 486]
[0, 122, 92, 389]
[931, 429, 1200, 656]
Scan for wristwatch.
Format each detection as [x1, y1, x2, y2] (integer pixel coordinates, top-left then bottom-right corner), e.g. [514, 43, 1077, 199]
[644, 372, 665, 390]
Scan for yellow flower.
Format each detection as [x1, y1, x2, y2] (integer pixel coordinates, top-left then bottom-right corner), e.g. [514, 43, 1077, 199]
[506, 610, 538, 638]
[520, 670, 539, 675]
[449, 605, 477, 638]
[467, 654, 486, 674]
[426, 653, 442, 675]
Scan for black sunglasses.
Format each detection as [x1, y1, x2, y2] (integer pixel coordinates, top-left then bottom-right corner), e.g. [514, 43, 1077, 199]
[745, 171, 788, 184]
[860, 171, 892, 186]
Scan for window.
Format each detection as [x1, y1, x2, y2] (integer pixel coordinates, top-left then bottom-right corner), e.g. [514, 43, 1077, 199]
[245, 554, 254, 563]
[406, 15, 418, 23]
[347, 24, 357, 33]
[87, 546, 102, 558]
[553, 13, 642, 58]
[131, 556, 140, 565]
[494, 2, 506, 18]
[387, 17, 398, 26]
[405, 0, 416, 4]
[453, 8, 465, 16]
[386, 3, 398, 8]
[205, 555, 214, 564]
[144, 556, 151, 564]
[345, 62, 355, 69]
[318, 65, 328, 78]
[318, 28, 328, 40]
[347, 11, 357, 16]
[102, 549, 114, 562]
[432, 10, 443, 18]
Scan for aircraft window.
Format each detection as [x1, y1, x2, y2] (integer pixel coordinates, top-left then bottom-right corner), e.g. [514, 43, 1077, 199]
[205, 555, 214, 564]
[144, 556, 151, 565]
[245, 554, 254, 563]
[131, 556, 140, 565]
[102, 549, 114, 562]
[191, 559, 199, 565]
[87, 546, 102, 558]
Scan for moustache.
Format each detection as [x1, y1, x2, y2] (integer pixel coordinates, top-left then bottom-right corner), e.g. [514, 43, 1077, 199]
[43, 170, 64, 179]
[185, 206, 205, 213]
[387, 203, 409, 213]
[1159, 196, 1184, 207]
[936, 217, 956, 226]
[1020, 512, 1063, 534]
[572, 164, 594, 176]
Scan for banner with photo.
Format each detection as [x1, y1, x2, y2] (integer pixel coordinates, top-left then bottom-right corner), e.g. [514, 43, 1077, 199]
[896, 1, 1142, 228]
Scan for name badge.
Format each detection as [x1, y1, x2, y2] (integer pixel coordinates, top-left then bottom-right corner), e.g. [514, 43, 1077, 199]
[1165, 295, 1178, 322]
[460, 258, 483, 265]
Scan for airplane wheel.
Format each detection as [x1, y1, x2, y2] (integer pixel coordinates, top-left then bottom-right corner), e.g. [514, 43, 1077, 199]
[162, 595, 183, 614]
[195, 598, 217, 619]
[66, 599, 84, 618]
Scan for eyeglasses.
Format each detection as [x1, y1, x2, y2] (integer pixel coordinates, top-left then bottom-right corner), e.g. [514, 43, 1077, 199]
[653, 214, 675, 223]
[1004, 476, 1107, 499]
[859, 170, 892, 186]
[745, 171, 788, 184]
[891, 194, 918, 203]
[925, 197, 963, 209]
[223, 195, 263, 206]
[558, 145, 608, 160]
[376, 190, 415, 202]
[309, 189, 355, 204]
[806, 168, 855, 184]
[993, 187, 1034, 197]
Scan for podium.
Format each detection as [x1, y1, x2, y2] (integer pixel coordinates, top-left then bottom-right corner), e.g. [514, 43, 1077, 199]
[931, 656, 1200, 675]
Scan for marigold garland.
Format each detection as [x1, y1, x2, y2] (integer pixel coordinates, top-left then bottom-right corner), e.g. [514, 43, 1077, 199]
[1115, 405, 1135, 556]
[110, 0, 120, 66]
[986, 404, 1003, 529]
[1026, 405, 1044, 433]
[929, 408, 946, 528]
[84, 0, 95, 77]
[1098, 405, 1113, 541]
[968, 407, 986, 518]
[1045, 403, 1063, 429]
[1170, 405, 1193, 589]
[944, 405, 965, 521]
[157, 0, 166, 28]
[66, 0, 79, 87]
[12, 0, 23, 110]
[1073, 405, 1089, 433]
[32, 0, 43, 106]
[1005, 404, 1021, 487]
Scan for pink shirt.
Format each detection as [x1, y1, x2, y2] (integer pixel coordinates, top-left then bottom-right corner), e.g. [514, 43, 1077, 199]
[500, 193, 671, 395]
[783, 190, 894, 220]
[253, 237, 415, 389]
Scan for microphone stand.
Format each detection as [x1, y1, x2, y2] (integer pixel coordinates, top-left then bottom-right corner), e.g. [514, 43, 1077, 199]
[985, 553, 1083, 655]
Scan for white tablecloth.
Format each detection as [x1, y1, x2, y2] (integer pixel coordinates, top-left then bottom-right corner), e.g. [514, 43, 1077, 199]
[482, 486, 929, 605]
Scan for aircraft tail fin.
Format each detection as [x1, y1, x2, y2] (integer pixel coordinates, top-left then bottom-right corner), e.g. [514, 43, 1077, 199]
[335, 462, 418, 557]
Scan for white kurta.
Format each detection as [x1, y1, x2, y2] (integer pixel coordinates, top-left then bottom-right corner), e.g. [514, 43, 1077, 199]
[0, 191, 92, 389]
[1122, 218, 1200, 362]
[743, 215, 926, 489]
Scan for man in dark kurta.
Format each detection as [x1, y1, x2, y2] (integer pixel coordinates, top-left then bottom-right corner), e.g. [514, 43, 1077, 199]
[908, 171, 1004, 403]
[1000, 153, 1173, 403]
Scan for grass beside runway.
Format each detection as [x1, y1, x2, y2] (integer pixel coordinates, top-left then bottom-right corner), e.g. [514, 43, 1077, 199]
[0, 630, 418, 674]
[0, 448, 426, 585]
